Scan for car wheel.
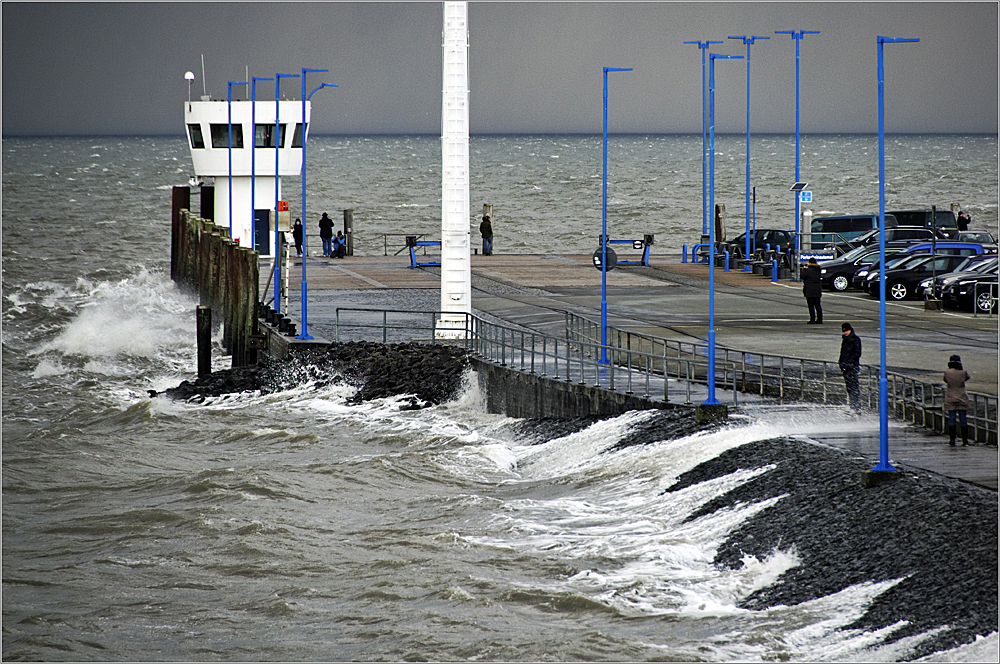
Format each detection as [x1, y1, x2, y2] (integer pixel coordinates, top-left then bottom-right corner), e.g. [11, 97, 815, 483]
[975, 290, 996, 313]
[888, 281, 909, 300]
[832, 274, 850, 291]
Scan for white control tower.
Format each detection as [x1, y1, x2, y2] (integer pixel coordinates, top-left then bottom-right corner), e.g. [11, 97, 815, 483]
[184, 98, 309, 256]
[436, 1, 472, 338]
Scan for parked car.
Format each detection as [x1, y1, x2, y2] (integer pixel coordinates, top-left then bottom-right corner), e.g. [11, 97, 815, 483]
[919, 255, 999, 299]
[864, 253, 971, 300]
[851, 242, 984, 290]
[808, 213, 896, 250]
[827, 226, 937, 256]
[941, 271, 998, 313]
[954, 230, 998, 253]
[887, 209, 959, 238]
[698, 228, 794, 260]
[820, 245, 894, 291]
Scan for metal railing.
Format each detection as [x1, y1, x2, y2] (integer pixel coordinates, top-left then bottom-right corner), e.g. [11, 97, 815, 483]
[333, 307, 740, 404]
[565, 311, 997, 443]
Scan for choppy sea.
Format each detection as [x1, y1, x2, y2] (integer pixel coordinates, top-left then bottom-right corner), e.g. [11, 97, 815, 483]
[3, 134, 997, 661]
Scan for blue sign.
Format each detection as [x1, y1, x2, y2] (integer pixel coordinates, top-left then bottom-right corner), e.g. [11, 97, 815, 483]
[800, 190, 812, 203]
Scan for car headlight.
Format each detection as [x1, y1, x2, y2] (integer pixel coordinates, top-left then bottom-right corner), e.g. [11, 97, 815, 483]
[857, 270, 869, 278]
[918, 278, 932, 288]
[820, 269, 827, 274]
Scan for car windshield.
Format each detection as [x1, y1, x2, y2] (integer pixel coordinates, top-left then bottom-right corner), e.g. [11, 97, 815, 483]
[973, 257, 999, 273]
[963, 232, 995, 243]
[841, 245, 874, 261]
[853, 229, 879, 243]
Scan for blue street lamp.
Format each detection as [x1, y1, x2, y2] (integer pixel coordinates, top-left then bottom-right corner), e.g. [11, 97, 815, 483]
[728, 35, 769, 267]
[874, 35, 919, 473]
[705, 53, 742, 405]
[600, 66, 632, 364]
[684, 40, 724, 236]
[297, 68, 337, 341]
[274, 72, 300, 312]
[227, 80, 248, 240]
[775, 30, 819, 267]
[251, 76, 274, 254]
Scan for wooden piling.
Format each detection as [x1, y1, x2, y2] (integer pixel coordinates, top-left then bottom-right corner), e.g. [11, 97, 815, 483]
[197, 305, 212, 377]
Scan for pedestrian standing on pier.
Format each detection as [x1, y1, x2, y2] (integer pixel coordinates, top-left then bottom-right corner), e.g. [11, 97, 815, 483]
[292, 218, 303, 256]
[957, 210, 971, 231]
[479, 215, 493, 256]
[839, 323, 863, 410]
[802, 257, 823, 324]
[943, 354, 971, 446]
[319, 212, 334, 257]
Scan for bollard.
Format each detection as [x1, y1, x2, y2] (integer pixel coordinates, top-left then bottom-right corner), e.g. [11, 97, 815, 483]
[682, 244, 688, 263]
[724, 250, 730, 272]
[197, 306, 211, 378]
[771, 259, 778, 282]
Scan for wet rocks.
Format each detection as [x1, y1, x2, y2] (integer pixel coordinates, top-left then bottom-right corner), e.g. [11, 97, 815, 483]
[664, 438, 998, 659]
[151, 341, 471, 408]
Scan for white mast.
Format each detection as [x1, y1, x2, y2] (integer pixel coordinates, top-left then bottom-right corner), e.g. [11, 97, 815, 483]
[436, 1, 472, 338]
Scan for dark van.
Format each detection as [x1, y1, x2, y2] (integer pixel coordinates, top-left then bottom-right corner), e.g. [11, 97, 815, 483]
[809, 213, 897, 249]
[887, 209, 958, 238]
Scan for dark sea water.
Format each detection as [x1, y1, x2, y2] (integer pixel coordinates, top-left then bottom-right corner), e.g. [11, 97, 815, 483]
[2, 135, 997, 662]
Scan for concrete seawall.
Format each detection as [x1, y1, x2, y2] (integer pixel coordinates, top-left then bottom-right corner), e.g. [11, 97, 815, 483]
[471, 357, 686, 419]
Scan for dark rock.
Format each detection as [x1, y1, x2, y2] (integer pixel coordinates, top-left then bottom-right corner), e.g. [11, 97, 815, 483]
[152, 342, 471, 408]
[663, 437, 998, 659]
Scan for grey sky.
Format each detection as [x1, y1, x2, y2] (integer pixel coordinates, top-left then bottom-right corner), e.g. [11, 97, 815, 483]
[3, 2, 997, 136]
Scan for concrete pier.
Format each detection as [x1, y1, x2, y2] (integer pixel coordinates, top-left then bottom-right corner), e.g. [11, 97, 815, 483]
[265, 251, 998, 489]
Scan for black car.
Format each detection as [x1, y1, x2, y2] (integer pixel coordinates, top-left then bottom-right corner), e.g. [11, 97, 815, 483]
[827, 226, 938, 257]
[942, 271, 998, 313]
[819, 245, 887, 291]
[954, 230, 998, 254]
[864, 254, 971, 300]
[717, 229, 795, 259]
[887, 209, 959, 238]
[918, 255, 998, 299]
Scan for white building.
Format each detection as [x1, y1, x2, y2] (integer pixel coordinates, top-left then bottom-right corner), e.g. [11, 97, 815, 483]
[184, 99, 309, 255]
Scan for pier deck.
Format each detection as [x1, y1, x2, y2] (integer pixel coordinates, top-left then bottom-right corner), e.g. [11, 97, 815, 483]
[264, 252, 998, 489]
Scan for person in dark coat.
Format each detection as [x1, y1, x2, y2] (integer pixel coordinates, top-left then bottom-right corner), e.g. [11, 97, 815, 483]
[801, 257, 823, 324]
[318, 212, 334, 257]
[957, 210, 970, 232]
[479, 215, 493, 256]
[292, 218, 304, 256]
[943, 354, 971, 446]
[839, 322, 863, 410]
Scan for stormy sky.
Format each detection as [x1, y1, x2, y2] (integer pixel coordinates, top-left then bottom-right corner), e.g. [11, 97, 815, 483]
[2, 2, 997, 137]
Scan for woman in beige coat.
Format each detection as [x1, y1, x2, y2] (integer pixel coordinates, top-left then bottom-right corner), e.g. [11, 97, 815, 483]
[943, 354, 971, 446]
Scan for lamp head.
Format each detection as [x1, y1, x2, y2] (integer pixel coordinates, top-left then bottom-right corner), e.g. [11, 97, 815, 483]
[185, 71, 195, 81]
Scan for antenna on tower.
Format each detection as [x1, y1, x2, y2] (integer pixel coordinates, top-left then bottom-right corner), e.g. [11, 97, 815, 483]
[200, 54, 209, 99]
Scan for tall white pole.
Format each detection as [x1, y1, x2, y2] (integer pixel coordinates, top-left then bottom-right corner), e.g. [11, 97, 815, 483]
[437, 1, 472, 338]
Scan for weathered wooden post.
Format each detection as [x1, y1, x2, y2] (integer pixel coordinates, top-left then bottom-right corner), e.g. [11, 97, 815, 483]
[197, 305, 211, 377]
[344, 209, 354, 256]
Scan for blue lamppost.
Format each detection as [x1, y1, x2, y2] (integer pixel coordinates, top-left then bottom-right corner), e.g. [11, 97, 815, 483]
[274, 72, 300, 312]
[251, 76, 274, 254]
[775, 30, 819, 266]
[297, 68, 337, 341]
[874, 35, 919, 473]
[227, 80, 248, 240]
[601, 66, 632, 364]
[684, 40, 723, 236]
[705, 53, 742, 405]
[728, 35, 769, 267]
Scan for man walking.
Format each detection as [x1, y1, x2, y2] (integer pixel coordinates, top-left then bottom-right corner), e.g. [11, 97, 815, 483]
[802, 257, 823, 324]
[839, 322, 863, 410]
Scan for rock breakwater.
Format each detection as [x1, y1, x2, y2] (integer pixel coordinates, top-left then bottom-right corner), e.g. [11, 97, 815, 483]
[665, 437, 998, 659]
[151, 341, 471, 408]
